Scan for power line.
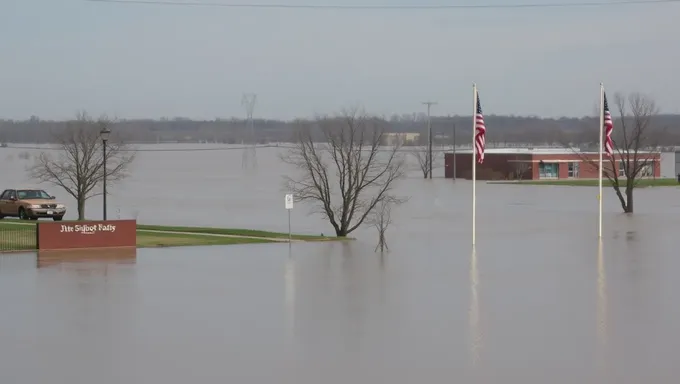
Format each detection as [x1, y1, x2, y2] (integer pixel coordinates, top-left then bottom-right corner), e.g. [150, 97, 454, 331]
[84, 0, 680, 10]
[2, 144, 279, 152]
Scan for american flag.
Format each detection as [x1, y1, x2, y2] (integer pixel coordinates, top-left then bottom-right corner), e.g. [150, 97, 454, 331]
[475, 91, 486, 164]
[603, 92, 614, 157]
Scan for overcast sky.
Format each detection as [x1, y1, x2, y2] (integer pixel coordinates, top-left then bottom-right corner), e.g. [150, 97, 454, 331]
[1, 0, 678, 120]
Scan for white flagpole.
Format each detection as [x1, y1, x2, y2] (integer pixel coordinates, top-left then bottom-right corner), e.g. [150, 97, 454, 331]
[472, 83, 477, 247]
[598, 83, 604, 239]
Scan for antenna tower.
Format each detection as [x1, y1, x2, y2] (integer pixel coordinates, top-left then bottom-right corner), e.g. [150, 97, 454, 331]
[241, 93, 257, 169]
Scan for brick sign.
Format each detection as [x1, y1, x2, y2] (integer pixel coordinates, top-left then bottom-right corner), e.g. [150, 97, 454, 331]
[37, 220, 137, 251]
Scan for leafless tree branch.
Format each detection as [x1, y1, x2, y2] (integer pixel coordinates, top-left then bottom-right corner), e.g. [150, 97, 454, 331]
[26, 112, 136, 220]
[367, 199, 395, 252]
[409, 148, 441, 178]
[512, 162, 530, 180]
[280, 108, 407, 237]
[563, 92, 661, 213]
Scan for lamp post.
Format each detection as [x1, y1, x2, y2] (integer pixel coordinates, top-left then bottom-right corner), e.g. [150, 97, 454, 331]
[100, 127, 111, 220]
[452, 121, 457, 180]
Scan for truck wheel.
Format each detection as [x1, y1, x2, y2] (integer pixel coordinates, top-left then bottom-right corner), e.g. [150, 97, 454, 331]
[19, 208, 30, 220]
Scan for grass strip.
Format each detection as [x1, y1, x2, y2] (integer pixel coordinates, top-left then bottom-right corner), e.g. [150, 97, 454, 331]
[136, 231, 274, 248]
[0, 221, 334, 239]
[0, 229, 36, 251]
[0, 226, 274, 251]
[135, 224, 333, 240]
[0, 221, 336, 251]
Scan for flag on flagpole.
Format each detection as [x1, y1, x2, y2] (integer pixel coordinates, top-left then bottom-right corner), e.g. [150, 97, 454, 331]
[603, 92, 614, 157]
[475, 92, 486, 163]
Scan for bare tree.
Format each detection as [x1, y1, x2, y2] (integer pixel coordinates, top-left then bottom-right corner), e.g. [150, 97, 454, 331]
[368, 199, 393, 252]
[28, 112, 136, 220]
[410, 148, 441, 178]
[281, 108, 406, 237]
[573, 93, 661, 213]
[512, 162, 530, 180]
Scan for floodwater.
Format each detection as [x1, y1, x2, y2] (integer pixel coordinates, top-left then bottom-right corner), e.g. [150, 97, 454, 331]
[1, 144, 680, 383]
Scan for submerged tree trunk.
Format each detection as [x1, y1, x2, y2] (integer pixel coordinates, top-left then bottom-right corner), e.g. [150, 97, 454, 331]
[625, 185, 634, 213]
[335, 225, 349, 237]
[332, 221, 348, 237]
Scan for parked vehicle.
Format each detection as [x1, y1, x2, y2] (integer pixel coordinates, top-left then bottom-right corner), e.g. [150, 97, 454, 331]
[0, 189, 66, 221]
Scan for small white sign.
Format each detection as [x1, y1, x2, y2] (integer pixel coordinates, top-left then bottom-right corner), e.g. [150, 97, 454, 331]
[285, 194, 294, 210]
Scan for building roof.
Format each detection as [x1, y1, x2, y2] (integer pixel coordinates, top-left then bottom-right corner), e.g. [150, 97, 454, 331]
[449, 147, 660, 155]
[450, 147, 577, 155]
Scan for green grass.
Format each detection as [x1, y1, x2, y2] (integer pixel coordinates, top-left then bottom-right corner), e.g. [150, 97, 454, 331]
[0, 220, 335, 239]
[135, 231, 274, 248]
[497, 178, 679, 187]
[135, 224, 334, 240]
[0, 222, 34, 230]
[0, 220, 339, 251]
[0, 228, 36, 251]
[0, 223, 275, 250]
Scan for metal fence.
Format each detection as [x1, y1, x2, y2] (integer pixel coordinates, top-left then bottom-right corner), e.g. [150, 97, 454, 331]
[0, 226, 37, 252]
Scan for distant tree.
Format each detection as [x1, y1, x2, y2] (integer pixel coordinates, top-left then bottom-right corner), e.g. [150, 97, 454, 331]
[27, 112, 136, 220]
[512, 162, 530, 180]
[281, 108, 406, 237]
[410, 148, 441, 178]
[5, 111, 680, 146]
[576, 93, 662, 213]
[368, 199, 393, 252]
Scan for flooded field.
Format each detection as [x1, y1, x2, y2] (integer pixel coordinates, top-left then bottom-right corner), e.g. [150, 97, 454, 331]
[1, 145, 679, 383]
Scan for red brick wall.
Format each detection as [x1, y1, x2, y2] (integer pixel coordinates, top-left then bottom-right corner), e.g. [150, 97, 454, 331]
[445, 153, 532, 180]
[37, 220, 137, 250]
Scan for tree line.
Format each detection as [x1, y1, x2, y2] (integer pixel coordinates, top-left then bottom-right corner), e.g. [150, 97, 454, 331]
[3, 112, 680, 146]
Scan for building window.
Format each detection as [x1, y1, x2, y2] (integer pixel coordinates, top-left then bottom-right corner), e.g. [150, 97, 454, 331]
[619, 160, 654, 177]
[538, 162, 559, 179]
[568, 162, 579, 178]
[640, 162, 654, 177]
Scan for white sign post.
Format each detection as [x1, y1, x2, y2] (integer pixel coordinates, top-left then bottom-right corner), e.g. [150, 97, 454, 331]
[285, 194, 294, 243]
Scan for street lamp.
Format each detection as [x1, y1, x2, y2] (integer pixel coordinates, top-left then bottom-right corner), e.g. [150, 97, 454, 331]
[100, 127, 111, 221]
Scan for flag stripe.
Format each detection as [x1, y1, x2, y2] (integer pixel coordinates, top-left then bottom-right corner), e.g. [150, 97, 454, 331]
[475, 92, 486, 164]
[603, 92, 614, 157]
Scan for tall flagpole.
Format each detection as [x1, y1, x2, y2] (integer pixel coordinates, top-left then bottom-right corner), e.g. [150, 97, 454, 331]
[472, 83, 478, 247]
[598, 83, 604, 239]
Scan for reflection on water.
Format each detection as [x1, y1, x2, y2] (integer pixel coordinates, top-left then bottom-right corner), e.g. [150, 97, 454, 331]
[468, 247, 481, 367]
[285, 247, 296, 341]
[596, 240, 609, 380]
[597, 240, 608, 347]
[37, 248, 137, 268]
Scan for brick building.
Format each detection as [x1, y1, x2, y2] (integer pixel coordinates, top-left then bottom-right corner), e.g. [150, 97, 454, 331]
[444, 148, 661, 180]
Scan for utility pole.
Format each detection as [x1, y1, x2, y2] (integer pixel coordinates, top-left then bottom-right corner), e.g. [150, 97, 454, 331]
[422, 101, 437, 179]
[452, 119, 457, 180]
[241, 93, 257, 170]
